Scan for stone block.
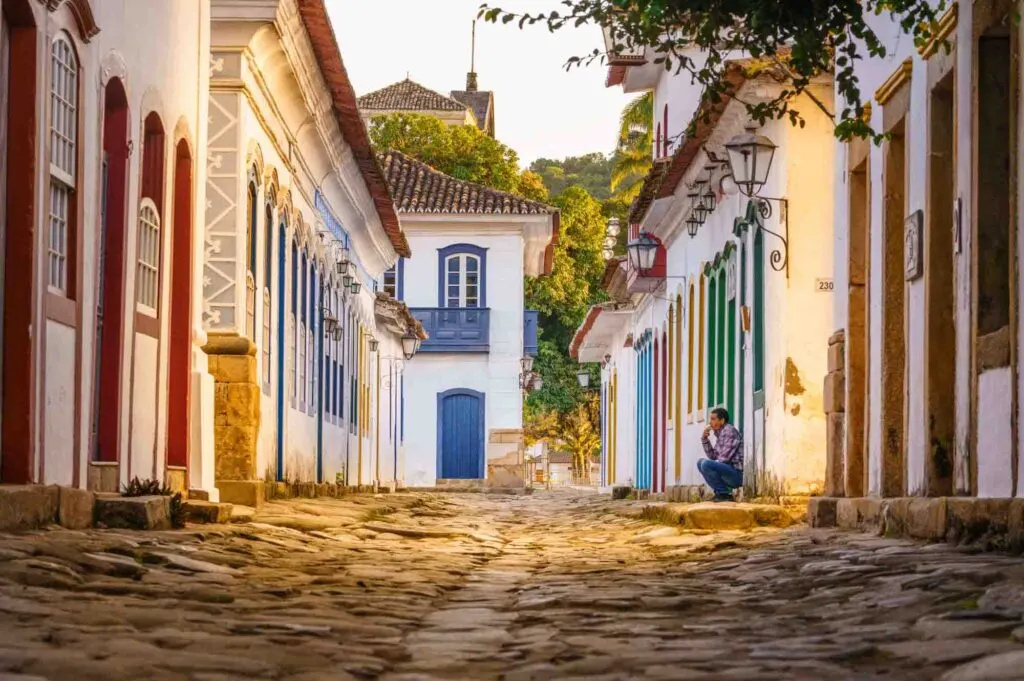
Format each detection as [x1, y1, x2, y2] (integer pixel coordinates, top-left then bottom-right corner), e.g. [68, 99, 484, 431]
[0, 485, 59, 531]
[611, 486, 631, 500]
[216, 480, 265, 507]
[828, 330, 845, 347]
[827, 341, 845, 374]
[946, 497, 1012, 547]
[883, 498, 947, 540]
[210, 354, 258, 384]
[807, 497, 838, 528]
[57, 486, 95, 530]
[164, 468, 187, 494]
[188, 489, 210, 501]
[95, 495, 170, 530]
[823, 372, 846, 414]
[87, 463, 120, 493]
[825, 413, 846, 497]
[182, 500, 234, 524]
[214, 424, 258, 480]
[836, 497, 883, 530]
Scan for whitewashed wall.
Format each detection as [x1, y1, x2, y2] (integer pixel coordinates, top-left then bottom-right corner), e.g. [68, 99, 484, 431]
[401, 227, 526, 487]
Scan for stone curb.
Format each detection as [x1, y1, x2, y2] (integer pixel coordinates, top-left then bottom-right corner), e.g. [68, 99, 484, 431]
[808, 496, 1024, 551]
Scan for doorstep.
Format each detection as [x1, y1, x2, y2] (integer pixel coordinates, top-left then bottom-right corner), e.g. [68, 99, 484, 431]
[809, 496, 1024, 551]
[640, 501, 796, 530]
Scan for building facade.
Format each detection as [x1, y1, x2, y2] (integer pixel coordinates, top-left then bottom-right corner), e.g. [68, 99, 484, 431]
[379, 151, 553, 488]
[827, 0, 1024, 502]
[574, 48, 836, 497]
[0, 0, 421, 503]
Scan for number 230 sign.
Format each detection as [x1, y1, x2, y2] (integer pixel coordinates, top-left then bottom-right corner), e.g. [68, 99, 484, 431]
[815, 278, 834, 292]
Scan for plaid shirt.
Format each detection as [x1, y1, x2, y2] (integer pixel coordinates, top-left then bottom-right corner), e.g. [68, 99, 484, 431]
[701, 423, 744, 471]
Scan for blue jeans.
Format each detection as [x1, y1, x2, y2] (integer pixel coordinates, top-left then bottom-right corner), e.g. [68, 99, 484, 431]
[697, 459, 743, 497]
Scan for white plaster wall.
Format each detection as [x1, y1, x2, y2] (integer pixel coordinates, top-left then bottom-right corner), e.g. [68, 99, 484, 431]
[130, 334, 159, 481]
[978, 367, 1014, 497]
[41, 0, 206, 488]
[43, 321, 75, 486]
[401, 228, 525, 486]
[652, 52, 711, 159]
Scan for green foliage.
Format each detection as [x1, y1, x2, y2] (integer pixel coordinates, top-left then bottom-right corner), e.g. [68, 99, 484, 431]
[525, 186, 607, 327]
[611, 92, 653, 202]
[527, 394, 601, 482]
[121, 477, 185, 528]
[480, 0, 949, 142]
[368, 113, 543, 198]
[529, 152, 615, 200]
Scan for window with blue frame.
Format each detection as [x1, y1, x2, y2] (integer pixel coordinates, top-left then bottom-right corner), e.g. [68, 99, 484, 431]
[290, 239, 298, 401]
[438, 244, 486, 308]
[383, 265, 397, 298]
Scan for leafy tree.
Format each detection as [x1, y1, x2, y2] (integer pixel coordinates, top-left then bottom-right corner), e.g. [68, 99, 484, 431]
[525, 186, 607, 327]
[518, 169, 550, 202]
[529, 152, 615, 200]
[368, 112, 541, 197]
[480, 0, 948, 141]
[527, 394, 601, 483]
[611, 92, 653, 202]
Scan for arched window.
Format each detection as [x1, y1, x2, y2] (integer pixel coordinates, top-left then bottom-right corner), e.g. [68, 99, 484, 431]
[48, 33, 78, 298]
[309, 263, 317, 415]
[299, 248, 307, 408]
[289, 237, 297, 402]
[136, 112, 165, 322]
[245, 170, 257, 339]
[438, 244, 486, 308]
[262, 196, 274, 389]
[135, 199, 160, 310]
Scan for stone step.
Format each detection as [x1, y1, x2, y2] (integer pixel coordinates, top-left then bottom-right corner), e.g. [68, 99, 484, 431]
[182, 499, 234, 524]
[640, 501, 796, 530]
[95, 495, 171, 530]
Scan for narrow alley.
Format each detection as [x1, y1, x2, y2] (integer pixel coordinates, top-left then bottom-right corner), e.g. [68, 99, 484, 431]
[1, 492, 1023, 681]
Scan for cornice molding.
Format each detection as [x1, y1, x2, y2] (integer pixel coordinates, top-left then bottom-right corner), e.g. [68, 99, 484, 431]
[43, 0, 100, 42]
[874, 58, 913, 106]
[919, 3, 958, 59]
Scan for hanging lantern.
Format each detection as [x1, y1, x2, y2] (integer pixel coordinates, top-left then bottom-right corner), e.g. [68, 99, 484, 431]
[350, 280, 362, 295]
[368, 336, 379, 353]
[401, 333, 418, 360]
[532, 375, 544, 391]
[342, 273, 354, 288]
[576, 370, 590, 388]
[725, 128, 777, 197]
[686, 216, 701, 238]
[521, 355, 534, 373]
[332, 327, 342, 342]
[626, 232, 658, 272]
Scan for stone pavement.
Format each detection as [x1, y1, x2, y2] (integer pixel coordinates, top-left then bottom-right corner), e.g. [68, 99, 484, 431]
[1, 491, 1024, 680]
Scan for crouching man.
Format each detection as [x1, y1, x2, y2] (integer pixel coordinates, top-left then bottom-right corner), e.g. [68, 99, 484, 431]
[697, 407, 743, 502]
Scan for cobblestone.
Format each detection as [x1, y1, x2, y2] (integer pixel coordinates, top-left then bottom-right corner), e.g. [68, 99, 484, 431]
[0, 490, 1023, 679]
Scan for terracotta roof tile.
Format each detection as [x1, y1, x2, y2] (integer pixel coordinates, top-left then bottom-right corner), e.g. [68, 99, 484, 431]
[380, 150, 555, 216]
[358, 78, 469, 113]
[296, 0, 409, 257]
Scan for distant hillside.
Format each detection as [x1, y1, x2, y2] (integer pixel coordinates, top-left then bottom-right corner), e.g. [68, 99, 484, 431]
[529, 152, 614, 201]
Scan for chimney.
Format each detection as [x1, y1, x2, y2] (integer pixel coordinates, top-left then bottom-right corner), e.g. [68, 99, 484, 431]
[466, 72, 478, 92]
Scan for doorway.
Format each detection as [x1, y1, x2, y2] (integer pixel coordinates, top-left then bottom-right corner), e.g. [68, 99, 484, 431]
[166, 140, 193, 473]
[1, 0, 36, 483]
[437, 388, 485, 479]
[92, 78, 130, 468]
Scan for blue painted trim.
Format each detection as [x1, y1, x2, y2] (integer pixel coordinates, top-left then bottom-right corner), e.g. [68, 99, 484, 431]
[435, 388, 486, 479]
[316, 286, 324, 483]
[397, 258, 405, 302]
[400, 374, 405, 442]
[276, 222, 288, 482]
[410, 307, 490, 353]
[523, 309, 539, 356]
[437, 243, 488, 308]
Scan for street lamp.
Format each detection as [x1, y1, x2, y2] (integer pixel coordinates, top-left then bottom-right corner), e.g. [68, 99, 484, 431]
[532, 375, 543, 391]
[401, 332, 418, 360]
[626, 231, 658, 272]
[725, 127, 777, 198]
[576, 370, 590, 389]
[686, 215, 701, 238]
[322, 311, 338, 335]
[520, 356, 534, 373]
[368, 336, 379, 353]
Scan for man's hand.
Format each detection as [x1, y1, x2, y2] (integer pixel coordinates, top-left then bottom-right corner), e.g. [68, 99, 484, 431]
[702, 426, 712, 439]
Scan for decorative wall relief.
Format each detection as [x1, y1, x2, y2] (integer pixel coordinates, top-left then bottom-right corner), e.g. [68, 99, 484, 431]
[904, 209, 923, 281]
[203, 90, 241, 331]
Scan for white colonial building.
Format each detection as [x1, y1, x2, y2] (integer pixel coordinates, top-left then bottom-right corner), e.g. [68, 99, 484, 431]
[827, 0, 1024, 503]
[0, 0, 422, 505]
[574, 49, 836, 497]
[379, 151, 555, 487]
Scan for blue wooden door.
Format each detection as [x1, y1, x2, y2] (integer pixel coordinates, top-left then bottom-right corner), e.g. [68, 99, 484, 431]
[438, 389, 484, 479]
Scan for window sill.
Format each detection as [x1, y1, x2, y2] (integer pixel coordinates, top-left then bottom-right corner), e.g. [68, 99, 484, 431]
[45, 292, 77, 327]
[135, 309, 159, 338]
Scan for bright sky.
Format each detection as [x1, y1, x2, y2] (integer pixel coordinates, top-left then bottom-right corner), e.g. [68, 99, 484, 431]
[326, 0, 633, 167]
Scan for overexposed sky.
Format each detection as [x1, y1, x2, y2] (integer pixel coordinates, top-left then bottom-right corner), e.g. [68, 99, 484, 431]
[326, 0, 632, 167]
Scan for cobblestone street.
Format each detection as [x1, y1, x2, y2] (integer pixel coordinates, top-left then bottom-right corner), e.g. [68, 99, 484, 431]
[2, 492, 1024, 680]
